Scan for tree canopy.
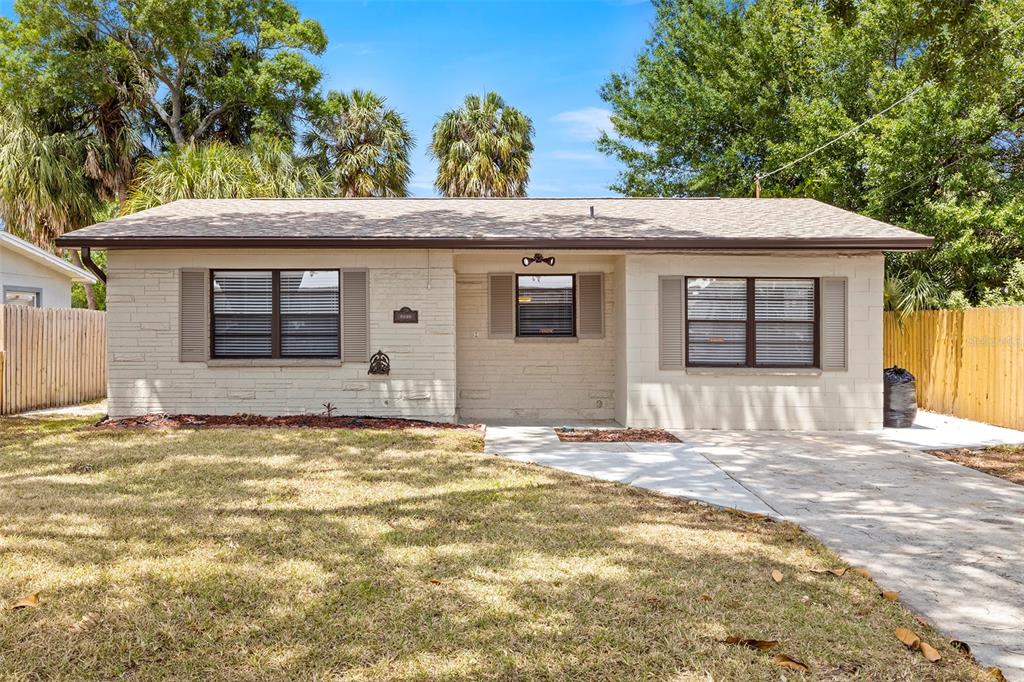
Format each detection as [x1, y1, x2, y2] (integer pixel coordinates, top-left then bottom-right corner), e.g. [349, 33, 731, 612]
[600, 0, 1024, 306]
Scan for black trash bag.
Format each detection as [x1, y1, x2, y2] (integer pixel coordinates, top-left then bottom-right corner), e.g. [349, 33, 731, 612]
[883, 366, 918, 428]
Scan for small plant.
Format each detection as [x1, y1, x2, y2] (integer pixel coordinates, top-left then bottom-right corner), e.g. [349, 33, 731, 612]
[321, 402, 337, 418]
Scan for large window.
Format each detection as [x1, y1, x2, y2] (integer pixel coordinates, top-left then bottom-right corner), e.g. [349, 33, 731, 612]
[685, 277, 817, 367]
[212, 270, 339, 359]
[516, 274, 575, 337]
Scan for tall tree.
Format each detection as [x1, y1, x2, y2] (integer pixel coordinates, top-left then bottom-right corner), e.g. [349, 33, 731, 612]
[302, 89, 414, 197]
[599, 0, 1024, 305]
[429, 92, 534, 197]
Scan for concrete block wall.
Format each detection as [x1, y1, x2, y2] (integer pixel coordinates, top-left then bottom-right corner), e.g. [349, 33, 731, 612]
[618, 252, 885, 430]
[105, 249, 457, 420]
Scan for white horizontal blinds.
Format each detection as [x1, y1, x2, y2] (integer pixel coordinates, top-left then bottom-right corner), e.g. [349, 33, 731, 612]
[517, 274, 575, 336]
[488, 274, 515, 338]
[179, 269, 208, 361]
[820, 277, 848, 370]
[280, 270, 339, 358]
[686, 277, 747, 366]
[577, 272, 604, 338]
[341, 270, 369, 362]
[212, 271, 273, 357]
[754, 279, 815, 366]
[659, 277, 684, 369]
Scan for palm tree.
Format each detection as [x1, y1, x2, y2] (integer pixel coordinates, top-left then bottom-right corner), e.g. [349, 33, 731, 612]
[302, 90, 413, 197]
[429, 92, 534, 197]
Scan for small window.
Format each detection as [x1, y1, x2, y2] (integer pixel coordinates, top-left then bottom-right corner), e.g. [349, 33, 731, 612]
[211, 269, 339, 359]
[516, 274, 575, 337]
[4, 289, 40, 307]
[684, 277, 818, 368]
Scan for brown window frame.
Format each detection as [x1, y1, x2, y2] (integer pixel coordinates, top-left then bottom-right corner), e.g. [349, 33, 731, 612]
[684, 276, 819, 369]
[515, 273, 577, 338]
[210, 268, 341, 360]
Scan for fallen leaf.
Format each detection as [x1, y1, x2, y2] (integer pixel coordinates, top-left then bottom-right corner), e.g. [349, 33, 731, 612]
[914, 614, 930, 627]
[700, 594, 712, 602]
[919, 641, 941, 663]
[881, 590, 900, 601]
[724, 636, 779, 651]
[895, 627, 920, 649]
[773, 654, 811, 672]
[986, 667, 1008, 681]
[10, 592, 40, 610]
[950, 640, 971, 656]
[829, 567, 848, 577]
[429, 579, 441, 585]
[771, 569, 784, 583]
[852, 567, 871, 578]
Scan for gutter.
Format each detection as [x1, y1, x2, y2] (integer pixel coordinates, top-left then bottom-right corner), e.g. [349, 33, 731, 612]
[80, 247, 107, 284]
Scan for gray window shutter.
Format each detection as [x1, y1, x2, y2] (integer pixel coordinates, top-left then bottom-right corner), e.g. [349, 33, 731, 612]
[577, 272, 604, 339]
[488, 273, 515, 338]
[820, 277, 848, 370]
[342, 269, 369, 362]
[179, 269, 209, 362]
[659, 276, 684, 369]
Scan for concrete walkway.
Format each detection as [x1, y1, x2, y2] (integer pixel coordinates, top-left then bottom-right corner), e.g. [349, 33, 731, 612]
[484, 416, 1024, 679]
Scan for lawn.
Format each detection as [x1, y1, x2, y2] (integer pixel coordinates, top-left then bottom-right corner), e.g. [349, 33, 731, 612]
[0, 417, 984, 680]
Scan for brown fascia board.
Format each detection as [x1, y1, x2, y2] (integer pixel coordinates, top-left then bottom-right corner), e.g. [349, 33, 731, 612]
[56, 234, 935, 251]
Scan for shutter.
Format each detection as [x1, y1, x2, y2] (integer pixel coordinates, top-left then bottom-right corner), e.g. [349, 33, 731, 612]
[179, 269, 209, 362]
[488, 273, 515, 338]
[820, 277, 848, 370]
[659, 276, 684, 369]
[342, 269, 369, 362]
[577, 272, 604, 339]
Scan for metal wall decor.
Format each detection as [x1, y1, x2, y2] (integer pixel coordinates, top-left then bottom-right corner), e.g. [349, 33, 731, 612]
[522, 252, 556, 267]
[368, 349, 391, 375]
[393, 306, 419, 323]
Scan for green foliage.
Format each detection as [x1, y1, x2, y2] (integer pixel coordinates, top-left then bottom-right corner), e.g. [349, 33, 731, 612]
[600, 0, 1024, 306]
[979, 259, 1024, 307]
[883, 270, 945, 318]
[124, 138, 329, 213]
[944, 290, 971, 310]
[429, 92, 534, 197]
[72, 250, 107, 310]
[303, 90, 414, 197]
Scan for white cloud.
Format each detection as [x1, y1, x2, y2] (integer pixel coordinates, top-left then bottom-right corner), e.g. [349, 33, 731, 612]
[552, 107, 615, 141]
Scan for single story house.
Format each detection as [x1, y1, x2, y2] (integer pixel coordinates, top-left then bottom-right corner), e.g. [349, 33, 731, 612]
[56, 197, 932, 430]
[1, 229, 97, 308]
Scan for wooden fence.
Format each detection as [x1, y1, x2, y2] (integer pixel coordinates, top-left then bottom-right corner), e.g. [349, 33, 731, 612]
[884, 307, 1024, 430]
[0, 305, 107, 415]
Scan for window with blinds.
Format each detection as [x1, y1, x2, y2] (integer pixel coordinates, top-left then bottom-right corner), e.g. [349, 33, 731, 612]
[211, 269, 340, 359]
[516, 274, 575, 337]
[684, 276, 818, 368]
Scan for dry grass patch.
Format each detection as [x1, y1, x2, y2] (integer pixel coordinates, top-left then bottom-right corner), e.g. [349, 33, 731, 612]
[0, 417, 985, 680]
[931, 444, 1024, 485]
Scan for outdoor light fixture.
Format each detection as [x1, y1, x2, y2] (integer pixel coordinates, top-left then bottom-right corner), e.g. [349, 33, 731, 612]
[522, 253, 556, 267]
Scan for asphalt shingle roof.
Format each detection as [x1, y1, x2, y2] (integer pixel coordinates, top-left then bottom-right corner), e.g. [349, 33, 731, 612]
[56, 197, 932, 250]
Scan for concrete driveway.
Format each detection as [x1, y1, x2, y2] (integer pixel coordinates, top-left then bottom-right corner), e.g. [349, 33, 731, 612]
[485, 413, 1024, 679]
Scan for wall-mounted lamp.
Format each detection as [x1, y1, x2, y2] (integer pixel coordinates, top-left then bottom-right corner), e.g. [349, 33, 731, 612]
[522, 252, 556, 267]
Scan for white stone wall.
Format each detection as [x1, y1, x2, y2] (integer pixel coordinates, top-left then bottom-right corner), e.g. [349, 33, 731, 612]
[618, 252, 885, 430]
[0, 246, 74, 308]
[454, 253, 617, 422]
[106, 249, 457, 420]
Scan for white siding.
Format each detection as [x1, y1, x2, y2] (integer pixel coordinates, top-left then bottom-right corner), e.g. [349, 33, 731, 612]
[0, 246, 75, 308]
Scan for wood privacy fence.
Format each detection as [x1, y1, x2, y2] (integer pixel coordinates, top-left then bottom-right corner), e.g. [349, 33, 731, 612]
[883, 307, 1024, 430]
[0, 305, 107, 415]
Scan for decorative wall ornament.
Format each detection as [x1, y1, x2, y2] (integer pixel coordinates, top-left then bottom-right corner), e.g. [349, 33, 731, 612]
[393, 306, 419, 323]
[368, 349, 391, 376]
[522, 252, 556, 267]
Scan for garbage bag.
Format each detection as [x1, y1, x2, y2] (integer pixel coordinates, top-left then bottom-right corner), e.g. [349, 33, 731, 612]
[883, 366, 918, 428]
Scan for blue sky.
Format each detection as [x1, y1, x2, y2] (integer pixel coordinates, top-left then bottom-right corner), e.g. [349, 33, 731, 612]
[2, 0, 655, 196]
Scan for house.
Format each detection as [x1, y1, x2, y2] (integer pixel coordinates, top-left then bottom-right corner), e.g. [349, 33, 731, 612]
[1, 230, 97, 308]
[56, 197, 932, 430]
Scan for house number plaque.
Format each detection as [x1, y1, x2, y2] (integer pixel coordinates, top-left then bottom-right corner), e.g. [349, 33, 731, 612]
[393, 307, 419, 323]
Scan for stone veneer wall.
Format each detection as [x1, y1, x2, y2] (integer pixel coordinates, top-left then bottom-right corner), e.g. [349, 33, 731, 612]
[105, 249, 456, 420]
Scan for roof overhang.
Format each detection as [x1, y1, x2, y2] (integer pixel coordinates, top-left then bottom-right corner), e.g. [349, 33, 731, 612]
[1, 232, 98, 282]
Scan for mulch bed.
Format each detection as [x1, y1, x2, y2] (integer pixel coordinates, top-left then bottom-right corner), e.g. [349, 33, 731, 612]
[95, 413, 481, 432]
[555, 428, 680, 443]
[929, 445, 1024, 486]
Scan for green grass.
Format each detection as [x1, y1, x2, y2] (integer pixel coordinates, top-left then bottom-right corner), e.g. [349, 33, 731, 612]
[0, 417, 983, 680]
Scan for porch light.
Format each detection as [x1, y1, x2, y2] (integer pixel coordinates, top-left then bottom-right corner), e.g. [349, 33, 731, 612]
[522, 253, 556, 267]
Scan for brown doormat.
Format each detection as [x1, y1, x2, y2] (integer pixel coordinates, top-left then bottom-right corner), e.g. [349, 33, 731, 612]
[555, 428, 680, 443]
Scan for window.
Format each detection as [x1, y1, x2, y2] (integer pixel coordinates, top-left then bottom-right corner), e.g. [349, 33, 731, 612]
[211, 270, 339, 359]
[516, 274, 575, 337]
[4, 288, 40, 307]
[685, 277, 817, 367]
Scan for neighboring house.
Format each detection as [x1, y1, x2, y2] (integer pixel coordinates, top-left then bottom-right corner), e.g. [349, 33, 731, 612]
[56, 198, 931, 429]
[0, 230, 97, 308]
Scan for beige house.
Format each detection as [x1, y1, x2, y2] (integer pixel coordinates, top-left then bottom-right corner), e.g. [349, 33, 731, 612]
[1, 230, 97, 308]
[57, 197, 931, 430]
